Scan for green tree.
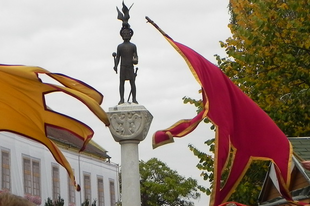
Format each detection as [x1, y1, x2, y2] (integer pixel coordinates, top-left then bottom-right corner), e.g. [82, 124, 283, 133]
[187, 0, 310, 204]
[139, 158, 200, 206]
[218, 0, 310, 136]
[44, 196, 64, 206]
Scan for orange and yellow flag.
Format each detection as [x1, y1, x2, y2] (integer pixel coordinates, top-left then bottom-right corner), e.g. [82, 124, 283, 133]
[0, 64, 110, 190]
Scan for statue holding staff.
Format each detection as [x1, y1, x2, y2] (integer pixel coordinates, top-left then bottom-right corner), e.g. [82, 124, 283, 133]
[113, 2, 138, 105]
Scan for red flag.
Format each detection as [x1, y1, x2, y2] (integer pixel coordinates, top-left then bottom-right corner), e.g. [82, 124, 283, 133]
[218, 202, 249, 206]
[147, 17, 293, 206]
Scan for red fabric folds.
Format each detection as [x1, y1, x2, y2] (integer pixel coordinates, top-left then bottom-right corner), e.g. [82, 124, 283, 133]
[152, 34, 293, 205]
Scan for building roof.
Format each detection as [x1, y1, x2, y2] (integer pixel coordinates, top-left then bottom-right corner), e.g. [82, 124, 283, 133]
[258, 137, 310, 206]
[46, 125, 111, 160]
[289, 137, 310, 176]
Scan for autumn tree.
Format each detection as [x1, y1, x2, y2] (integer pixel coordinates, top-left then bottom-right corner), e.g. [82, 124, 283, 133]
[218, 0, 310, 136]
[139, 158, 200, 206]
[187, 0, 310, 205]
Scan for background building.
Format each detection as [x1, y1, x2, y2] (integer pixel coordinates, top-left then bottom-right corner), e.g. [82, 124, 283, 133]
[0, 131, 119, 206]
[259, 137, 310, 206]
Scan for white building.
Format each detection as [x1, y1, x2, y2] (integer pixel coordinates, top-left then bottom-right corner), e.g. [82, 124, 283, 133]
[0, 131, 120, 206]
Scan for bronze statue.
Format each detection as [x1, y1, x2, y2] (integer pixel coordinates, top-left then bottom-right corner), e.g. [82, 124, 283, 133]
[113, 2, 138, 105]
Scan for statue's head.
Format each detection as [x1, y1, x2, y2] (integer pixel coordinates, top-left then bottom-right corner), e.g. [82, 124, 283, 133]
[120, 27, 134, 41]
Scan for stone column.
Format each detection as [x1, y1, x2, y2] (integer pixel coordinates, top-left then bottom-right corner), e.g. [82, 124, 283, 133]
[107, 103, 153, 206]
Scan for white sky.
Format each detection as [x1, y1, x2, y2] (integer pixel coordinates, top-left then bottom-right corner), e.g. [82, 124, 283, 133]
[0, 0, 231, 205]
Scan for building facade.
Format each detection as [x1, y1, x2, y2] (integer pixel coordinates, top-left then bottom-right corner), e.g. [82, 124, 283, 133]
[0, 131, 120, 206]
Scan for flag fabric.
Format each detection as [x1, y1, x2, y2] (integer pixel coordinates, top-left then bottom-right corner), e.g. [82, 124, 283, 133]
[147, 18, 293, 205]
[218, 202, 249, 206]
[0, 64, 110, 190]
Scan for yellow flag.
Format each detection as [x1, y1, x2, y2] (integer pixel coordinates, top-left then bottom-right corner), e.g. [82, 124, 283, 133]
[0, 64, 110, 190]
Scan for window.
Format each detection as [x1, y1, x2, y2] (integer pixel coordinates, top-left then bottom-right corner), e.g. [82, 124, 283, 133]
[23, 157, 41, 197]
[23, 158, 32, 194]
[52, 165, 60, 200]
[84, 174, 91, 202]
[68, 170, 76, 205]
[97, 177, 104, 206]
[1, 150, 10, 191]
[32, 161, 40, 196]
[109, 180, 115, 206]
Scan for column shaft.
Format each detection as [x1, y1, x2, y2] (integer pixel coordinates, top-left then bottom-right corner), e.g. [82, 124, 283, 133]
[121, 140, 141, 206]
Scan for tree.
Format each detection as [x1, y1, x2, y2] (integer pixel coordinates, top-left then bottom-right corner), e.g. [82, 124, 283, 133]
[44, 196, 64, 206]
[218, 0, 310, 137]
[139, 158, 200, 206]
[186, 0, 310, 204]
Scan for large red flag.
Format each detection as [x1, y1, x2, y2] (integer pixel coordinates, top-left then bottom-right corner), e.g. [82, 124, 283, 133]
[147, 17, 293, 206]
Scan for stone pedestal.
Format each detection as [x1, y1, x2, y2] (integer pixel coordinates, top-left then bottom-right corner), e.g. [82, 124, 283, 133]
[107, 103, 153, 206]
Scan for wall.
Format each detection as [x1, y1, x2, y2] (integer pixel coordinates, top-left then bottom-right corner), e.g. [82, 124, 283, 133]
[0, 131, 119, 206]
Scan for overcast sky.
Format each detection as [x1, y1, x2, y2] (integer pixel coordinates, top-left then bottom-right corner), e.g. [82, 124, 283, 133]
[0, 0, 231, 205]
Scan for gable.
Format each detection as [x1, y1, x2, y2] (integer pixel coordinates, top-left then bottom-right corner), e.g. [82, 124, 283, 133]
[258, 137, 310, 206]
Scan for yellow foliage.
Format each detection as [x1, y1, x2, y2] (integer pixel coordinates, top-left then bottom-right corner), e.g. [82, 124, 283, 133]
[220, 0, 310, 136]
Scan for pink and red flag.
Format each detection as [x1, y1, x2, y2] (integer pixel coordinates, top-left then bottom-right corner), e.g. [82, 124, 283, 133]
[147, 17, 293, 206]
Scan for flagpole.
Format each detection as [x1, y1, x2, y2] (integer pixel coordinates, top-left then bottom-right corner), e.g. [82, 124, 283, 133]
[145, 16, 172, 39]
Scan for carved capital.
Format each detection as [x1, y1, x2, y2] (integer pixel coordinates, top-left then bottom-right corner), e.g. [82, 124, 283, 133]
[107, 104, 153, 142]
